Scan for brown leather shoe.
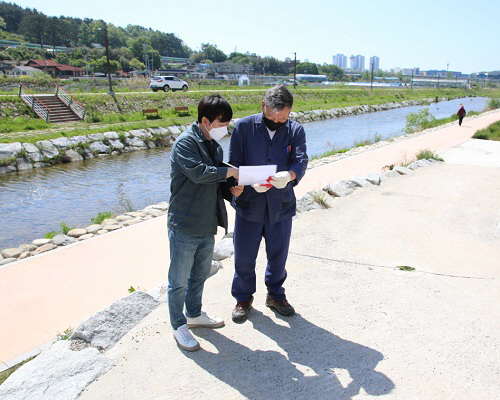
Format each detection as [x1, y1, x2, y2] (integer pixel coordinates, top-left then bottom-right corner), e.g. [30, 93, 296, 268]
[265, 294, 295, 316]
[232, 296, 254, 323]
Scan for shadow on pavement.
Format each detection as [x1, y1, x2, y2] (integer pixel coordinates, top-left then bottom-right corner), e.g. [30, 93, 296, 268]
[188, 309, 393, 399]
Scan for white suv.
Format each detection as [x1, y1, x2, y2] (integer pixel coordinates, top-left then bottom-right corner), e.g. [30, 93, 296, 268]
[150, 76, 189, 92]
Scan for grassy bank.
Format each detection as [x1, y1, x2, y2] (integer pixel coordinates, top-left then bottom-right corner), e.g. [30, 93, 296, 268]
[1, 87, 499, 144]
[473, 120, 500, 141]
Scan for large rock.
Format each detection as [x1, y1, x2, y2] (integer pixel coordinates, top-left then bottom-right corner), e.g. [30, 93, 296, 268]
[382, 170, 401, 179]
[1, 248, 22, 259]
[393, 166, 413, 175]
[103, 131, 119, 140]
[348, 177, 371, 188]
[124, 137, 146, 148]
[50, 137, 69, 149]
[71, 291, 159, 351]
[0, 340, 113, 400]
[36, 140, 59, 159]
[208, 260, 223, 278]
[108, 140, 124, 150]
[31, 243, 57, 255]
[63, 149, 83, 162]
[32, 238, 51, 246]
[296, 191, 332, 212]
[0, 142, 22, 161]
[0, 258, 17, 266]
[323, 180, 357, 197]
[101, 218, 118, 226]
[15, 158, 32, 171]
[168, 126, 182, 135]
[148, 127, 169, 137]
[88, 141, 111, 154]
[67, 228, 87, 238]
[86, 224, 102, 234]
[87, 133, 105, 141]
[51, 234, 77, 246]
[129, 129, 152, 139]
[213, 237, 234, 261]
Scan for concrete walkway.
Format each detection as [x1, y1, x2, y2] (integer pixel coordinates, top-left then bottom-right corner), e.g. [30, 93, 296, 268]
[1, 110, 499, 371]
[79, 141, 500, 398]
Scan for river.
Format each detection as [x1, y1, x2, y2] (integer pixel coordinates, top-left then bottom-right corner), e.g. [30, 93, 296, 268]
[0, 97, 489, 250]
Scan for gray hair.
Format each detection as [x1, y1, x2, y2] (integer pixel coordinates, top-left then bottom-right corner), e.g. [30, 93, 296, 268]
[263, 84, 294, 111]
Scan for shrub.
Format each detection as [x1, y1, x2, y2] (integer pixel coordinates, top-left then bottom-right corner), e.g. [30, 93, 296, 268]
[403, 109, 436, 133]
[488, 98, 500, 110]
[415, 149, 444, 162]
[91, 211, 113, 224]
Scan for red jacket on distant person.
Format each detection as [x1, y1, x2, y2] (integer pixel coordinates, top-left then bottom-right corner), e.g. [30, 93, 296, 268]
[457, 106, 466, 117]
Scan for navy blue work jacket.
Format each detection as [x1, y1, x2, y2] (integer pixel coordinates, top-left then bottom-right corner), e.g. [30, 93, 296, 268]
[229, 113, 308, 225]
[168, 122, 230, 235]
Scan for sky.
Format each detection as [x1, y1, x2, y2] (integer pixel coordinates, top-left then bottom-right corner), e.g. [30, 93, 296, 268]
[7, 0, 500, 73]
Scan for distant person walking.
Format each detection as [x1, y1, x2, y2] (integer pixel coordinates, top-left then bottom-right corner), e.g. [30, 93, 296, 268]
[457, 104, 466, 126]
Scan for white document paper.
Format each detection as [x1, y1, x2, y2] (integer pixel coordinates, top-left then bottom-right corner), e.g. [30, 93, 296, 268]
[238, 165, 277, 186]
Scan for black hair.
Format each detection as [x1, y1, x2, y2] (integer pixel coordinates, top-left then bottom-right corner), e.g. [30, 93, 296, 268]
[197, 94, 233, 123]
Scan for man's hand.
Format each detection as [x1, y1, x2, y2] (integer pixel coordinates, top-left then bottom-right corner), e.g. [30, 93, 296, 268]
[226, 168, 239, 179]
[252, 183, 271, 193]
[230, 185, 244, 197]
[269, 171, 292, 189]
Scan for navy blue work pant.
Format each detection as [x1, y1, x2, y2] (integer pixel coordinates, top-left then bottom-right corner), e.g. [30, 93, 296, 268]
[231, 213, 292, 302]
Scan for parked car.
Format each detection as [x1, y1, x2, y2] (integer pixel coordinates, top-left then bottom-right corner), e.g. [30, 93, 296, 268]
[150, 76, 189, 92]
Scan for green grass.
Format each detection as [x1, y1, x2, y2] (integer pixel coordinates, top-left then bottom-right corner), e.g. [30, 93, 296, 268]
[1, 87, 499, 143]
[91, 211, 114, 225]
[415, 149, 444, 162]
[473, 120, 500, 141]
[0, 116, 52, 133]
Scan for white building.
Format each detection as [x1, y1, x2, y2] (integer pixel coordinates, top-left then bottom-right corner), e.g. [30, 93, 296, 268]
[349, 54, 365, 71]
[7, 66, 41, 76]
[333, 54, 347, 69]
[369, 56, 380, 71]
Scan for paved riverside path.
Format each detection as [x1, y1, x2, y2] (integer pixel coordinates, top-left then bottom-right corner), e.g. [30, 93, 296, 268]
[1, 109, 499, 367]
[80, 138, 500, 397]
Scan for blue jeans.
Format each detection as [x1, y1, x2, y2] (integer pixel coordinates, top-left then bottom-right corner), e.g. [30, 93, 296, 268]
[168, 228, 214, 330]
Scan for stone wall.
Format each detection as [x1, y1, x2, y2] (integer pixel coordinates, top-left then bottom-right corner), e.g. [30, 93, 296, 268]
[0, 99, 440, 174]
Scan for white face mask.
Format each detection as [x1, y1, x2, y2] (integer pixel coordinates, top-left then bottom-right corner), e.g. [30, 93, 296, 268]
[208, 122, 228, 141]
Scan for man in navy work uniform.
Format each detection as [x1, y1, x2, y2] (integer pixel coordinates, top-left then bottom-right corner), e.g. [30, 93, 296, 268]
[168, 94, 242, 351]
[228, 84, 308, 323]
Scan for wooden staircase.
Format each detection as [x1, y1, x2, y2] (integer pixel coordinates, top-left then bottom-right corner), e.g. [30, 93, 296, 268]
[19, 84, 86, 123]
[36, 95, 81, 123]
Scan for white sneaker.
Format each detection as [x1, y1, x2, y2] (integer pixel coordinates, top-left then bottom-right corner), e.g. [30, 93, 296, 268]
[173, 324, 200, 351]
[187, 311, 225, 328]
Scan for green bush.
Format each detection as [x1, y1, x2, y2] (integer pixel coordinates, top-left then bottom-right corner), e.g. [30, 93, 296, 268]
[488, 98, 500, 110]
[415, 149, 444, 161]
[403, 109, 436, 133]
[91, 211, 113, 224]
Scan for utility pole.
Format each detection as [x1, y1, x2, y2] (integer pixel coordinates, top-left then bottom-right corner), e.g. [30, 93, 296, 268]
[370, 62, 374, 90]
[104, 23, 114, 95]
[411, 69, 414, 90]
[293, 52, 297, 90]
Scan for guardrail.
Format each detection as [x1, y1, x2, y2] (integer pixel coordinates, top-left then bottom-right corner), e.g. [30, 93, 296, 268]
[55, 84, 86, 120]
[18, 84, 50, 122]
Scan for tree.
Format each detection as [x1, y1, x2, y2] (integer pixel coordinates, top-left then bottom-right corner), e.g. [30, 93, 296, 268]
[191, 43, 226, 63]
[19, 10, 48, 47]
[295, 62, 318, 75]
[129, 58, 145, 71]
[319, 64, 344, 81]
[89, 56, 121, 74]
[0, 16, 6, 30]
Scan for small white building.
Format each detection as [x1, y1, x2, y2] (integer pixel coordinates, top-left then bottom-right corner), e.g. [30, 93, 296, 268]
[7, 66, 41, 76]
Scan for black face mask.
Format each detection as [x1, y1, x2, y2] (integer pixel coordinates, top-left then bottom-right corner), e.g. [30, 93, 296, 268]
[262, 113, 286, 131]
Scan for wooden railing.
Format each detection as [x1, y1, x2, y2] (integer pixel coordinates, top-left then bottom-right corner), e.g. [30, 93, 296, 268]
[55, 84, 86, 120]
[18, 85, 50, 122]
